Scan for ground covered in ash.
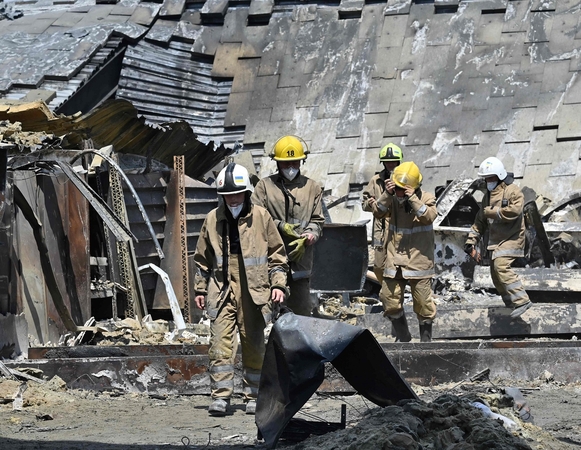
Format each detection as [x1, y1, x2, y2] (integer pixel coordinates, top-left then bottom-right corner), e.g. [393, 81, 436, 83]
[0, 375, 579, 449]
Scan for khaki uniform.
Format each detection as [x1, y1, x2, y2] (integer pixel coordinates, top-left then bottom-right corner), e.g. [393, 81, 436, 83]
[193, 203, 288, 401]
[465, 182, 529, 307]
[362, 170, 390, 281]
[251, 173, 324, 316]
[375, 189, 437, 322]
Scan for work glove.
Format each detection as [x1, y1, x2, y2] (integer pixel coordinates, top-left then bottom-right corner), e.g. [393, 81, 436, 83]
[279, 222, 301, 239]
[464, 243, 481, 262]
[288, 237, 307, 262]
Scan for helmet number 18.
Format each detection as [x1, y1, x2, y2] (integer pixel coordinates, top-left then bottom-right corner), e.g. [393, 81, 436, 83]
[287, 150, 295, 157]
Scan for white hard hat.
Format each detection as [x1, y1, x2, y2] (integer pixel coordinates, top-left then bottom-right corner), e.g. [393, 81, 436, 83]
[216, 163, 254, 195]
[477, 157, 507, 180]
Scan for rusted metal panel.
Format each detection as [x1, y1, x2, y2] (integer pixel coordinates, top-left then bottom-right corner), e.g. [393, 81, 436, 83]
[4, 355, 211, 394]
[28, 344, 210, 359]
[8, 341, 581, 393]
[153, 167, 184, 309]
[40, 171, 90, 327]
[12, 170, 91, 342]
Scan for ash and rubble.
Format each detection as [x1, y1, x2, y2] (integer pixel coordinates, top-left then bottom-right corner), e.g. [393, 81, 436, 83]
[0, 370, 578, 450]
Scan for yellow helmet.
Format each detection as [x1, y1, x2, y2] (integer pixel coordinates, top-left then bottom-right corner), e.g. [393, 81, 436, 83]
[270, 135, 309, 161]
[379, 143, 403, 162]
[392, 161, 422, 190]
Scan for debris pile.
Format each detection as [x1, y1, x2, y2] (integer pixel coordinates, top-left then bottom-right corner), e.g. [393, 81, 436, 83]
[0, 1, 23, 21]
[291, 394, 533, 450]
[88, 317, 211, 346]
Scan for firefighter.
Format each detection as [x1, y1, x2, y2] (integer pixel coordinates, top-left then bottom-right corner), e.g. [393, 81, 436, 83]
[362, 143, 403, 282]
[251, 135, 324, 317]
[193, 163, 288, 416]
[464, 157, 532, 319]
[375, 161, 437, 342]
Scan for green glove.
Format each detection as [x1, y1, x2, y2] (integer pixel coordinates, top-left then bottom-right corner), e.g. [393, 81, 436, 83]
[280, 222, 301, 239]
[288, 237, 307, 262]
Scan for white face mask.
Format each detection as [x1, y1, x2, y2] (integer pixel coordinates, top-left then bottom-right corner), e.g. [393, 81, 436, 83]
[396, 196, 407, 204]
[282, 167, 299, 181]
[227, 204, 244, 218]
[487, 181, 498, 192]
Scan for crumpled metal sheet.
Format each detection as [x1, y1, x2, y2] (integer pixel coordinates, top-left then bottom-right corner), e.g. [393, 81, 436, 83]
[256, 311, 418, 449]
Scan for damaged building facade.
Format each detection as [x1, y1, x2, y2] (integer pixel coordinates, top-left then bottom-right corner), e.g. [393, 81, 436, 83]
[1, 0, 581, 390]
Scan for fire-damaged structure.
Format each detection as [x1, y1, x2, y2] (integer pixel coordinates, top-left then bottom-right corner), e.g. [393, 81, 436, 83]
[0, 101, 234, 354]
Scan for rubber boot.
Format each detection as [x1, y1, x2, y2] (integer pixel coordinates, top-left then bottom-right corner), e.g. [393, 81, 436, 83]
[419, 321, 432, 343]
[389, 314, 412, 342]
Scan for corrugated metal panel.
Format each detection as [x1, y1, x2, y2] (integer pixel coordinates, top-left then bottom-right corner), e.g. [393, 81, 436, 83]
[0, 100, 234, 180]
[123, 172, 217, 310]
[3, 36, 125, 112]
[117, 40, 243, 146]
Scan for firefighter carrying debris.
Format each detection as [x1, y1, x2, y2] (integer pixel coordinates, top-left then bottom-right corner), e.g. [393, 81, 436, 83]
[464, 157, 532, 319]
[193, 163, 289, 416]
[375, 161, 437, 342]
[362, 143, 403, 282]
[252, 135, 324, 317]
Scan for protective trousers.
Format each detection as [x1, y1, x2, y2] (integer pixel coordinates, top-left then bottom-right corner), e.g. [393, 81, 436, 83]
[286, 277, 316, 316]
[372, 246, 386, 283]
[208, 254, 270, 401]
[379, 268, 436, 322]
[490, 256, 530, 307]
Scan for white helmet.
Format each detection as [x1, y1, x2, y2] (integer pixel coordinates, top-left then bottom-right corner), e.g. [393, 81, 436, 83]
[477, 157, 507, 180]
[216, 163, 254, 195]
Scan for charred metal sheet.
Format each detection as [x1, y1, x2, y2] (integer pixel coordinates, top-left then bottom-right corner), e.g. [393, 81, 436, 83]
[0, 100, 234, 181]
[0, 143, 12, 314]
[13, 185, 78, 332]
[55, 40, 126, 116]
[311, 223, 368, 293]
[522, 186, 554, 268]
[6, 340, 581, 394]
[54, 161, 135, 243]
[357, 303, 581, 339]
[28, 344, 210, 359]
[434, 177, 478, 228]
[70, 149, 162, 258]
[117, 40, 240, 146]
[0, 313, 28, 359]
[257, 311, 417, 449]
[10, 169, 91, 342]
[3, 355, 212, 394]
[385, 344, 581, 386]
[473, 266, 581, 292]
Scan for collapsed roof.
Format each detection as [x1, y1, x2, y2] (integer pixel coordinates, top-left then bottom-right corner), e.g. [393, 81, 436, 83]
[2, 0, 581, 225]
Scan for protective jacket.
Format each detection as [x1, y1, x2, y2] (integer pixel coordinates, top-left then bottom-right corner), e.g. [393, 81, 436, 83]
[252, 173, 324, 280]
[465, 181, 525, 259]
[376, 189, 437, 279]
[193, 202, 288, 319]
[362, 170, 390, 248]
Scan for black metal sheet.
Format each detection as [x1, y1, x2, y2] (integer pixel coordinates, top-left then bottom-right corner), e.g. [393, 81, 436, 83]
[310, 223, 368, 293]
[256, 311, 417, 449]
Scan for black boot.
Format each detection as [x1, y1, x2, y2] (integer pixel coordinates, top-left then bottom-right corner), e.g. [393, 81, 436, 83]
[419, 321, 432, 343]
[389, 314, 412, 342]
